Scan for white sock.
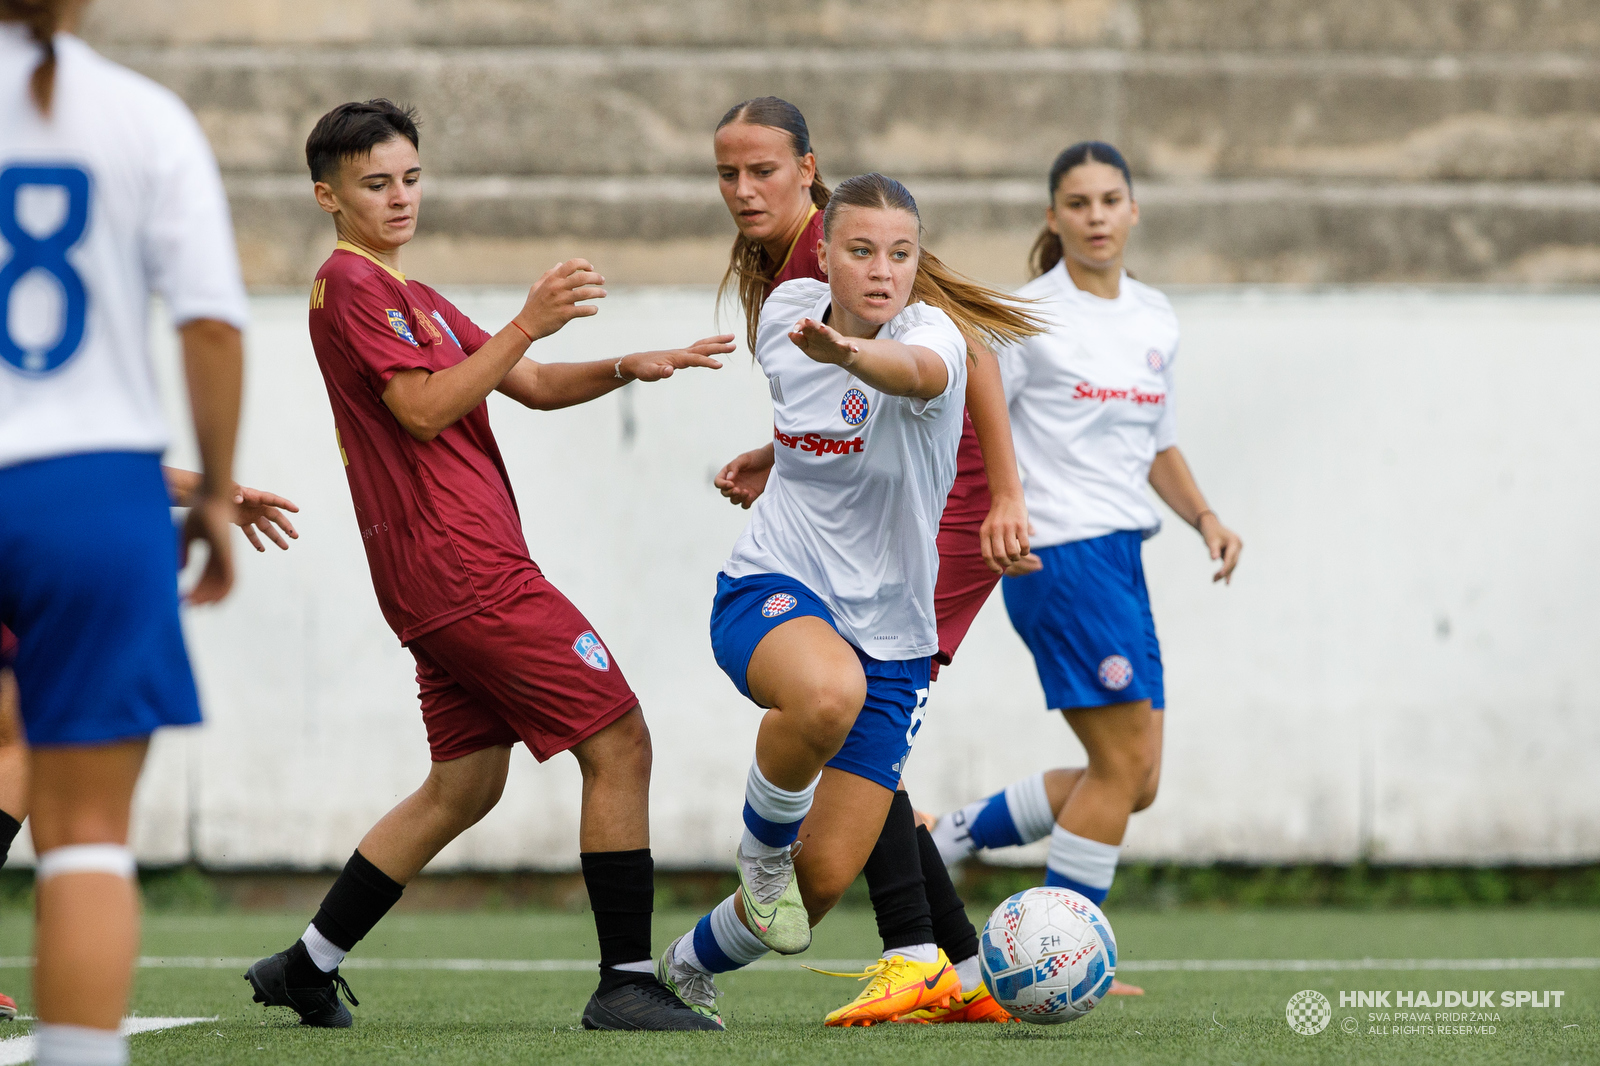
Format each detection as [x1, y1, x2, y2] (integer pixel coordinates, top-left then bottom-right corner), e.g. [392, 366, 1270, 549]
[1004, 772, 1057, 843]
[609, 959, 653, 974]
[302, 922, 347, 973]
[886, 942, 938, 965]
[1046, 825, 1120, 897]
[742, 761, 818, 854]
[954, 953, 982, 994]
[33, 1024, 127, 1066]
[739, 827, 789, 860]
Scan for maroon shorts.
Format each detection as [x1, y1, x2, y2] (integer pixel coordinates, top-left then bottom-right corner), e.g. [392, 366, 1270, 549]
[409, 575, 638, 762]
[931, 521, 1003, 679]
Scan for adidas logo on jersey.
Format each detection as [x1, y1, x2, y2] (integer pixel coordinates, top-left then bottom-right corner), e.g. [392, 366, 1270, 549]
[774, 427, 864, 456]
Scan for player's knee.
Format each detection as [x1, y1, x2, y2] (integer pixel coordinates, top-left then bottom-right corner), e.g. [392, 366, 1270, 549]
[578, 706, 652, 781]
[791, 675, 865, 744]
[1089, 742, 1155, 799]
[1132, 767, 1161, 813]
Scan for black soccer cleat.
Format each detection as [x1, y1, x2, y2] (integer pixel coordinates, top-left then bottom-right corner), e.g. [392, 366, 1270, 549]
[581, 976, 725, 1031]
[245, 942, 360, 1028]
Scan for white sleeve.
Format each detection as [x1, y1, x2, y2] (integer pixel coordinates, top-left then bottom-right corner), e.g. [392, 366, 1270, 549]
[896, 311, 967, 419]
[140, 97, 249, 330]
[1153, 345, 1178, 451]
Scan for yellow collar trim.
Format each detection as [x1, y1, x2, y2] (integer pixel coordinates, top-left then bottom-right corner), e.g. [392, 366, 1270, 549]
[335, 240, 406, 282]
[773, 203, 819, 277]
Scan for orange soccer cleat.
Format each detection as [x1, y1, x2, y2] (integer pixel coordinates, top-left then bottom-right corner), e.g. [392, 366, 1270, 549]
[812, 951, 961, 1027]
[0, 991, 16, 1021]
[1108, 978, 1145, 995]
[895, 983, 1019, 1024]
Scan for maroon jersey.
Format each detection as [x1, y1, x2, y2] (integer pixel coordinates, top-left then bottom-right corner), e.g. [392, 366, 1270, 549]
[766, 206, 826, 297]
[308, 243, 537, 643]
[0, 624, 14, 669]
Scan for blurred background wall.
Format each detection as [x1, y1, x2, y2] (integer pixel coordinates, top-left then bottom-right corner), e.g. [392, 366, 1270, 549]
[31, 0, 1598, 871]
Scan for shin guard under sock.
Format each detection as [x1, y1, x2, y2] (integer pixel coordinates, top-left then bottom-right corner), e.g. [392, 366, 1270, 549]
[308, 849, 405, 961]
[861, 790, 935, 952]
[917, 823, 979, 966]
[581, 849, 656, 992]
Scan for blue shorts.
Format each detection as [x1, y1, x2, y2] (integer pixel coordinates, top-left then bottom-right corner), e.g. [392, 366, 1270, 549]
[0, 452, 203, 745]
[710, 571, 931, 790]
[1001, 531, 1165, 712]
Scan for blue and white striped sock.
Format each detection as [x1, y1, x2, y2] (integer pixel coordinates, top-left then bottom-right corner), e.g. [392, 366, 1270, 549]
[678, 894, 772, 975]
[741, 760, 817, 857]
[964, 772, 1056, 851]
[1043, 826, 1120, 905]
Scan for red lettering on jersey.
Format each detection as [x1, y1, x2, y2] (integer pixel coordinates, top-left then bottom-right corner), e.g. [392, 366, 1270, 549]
[774, 425, 864, 455]
[1073, 382, 1166, 405]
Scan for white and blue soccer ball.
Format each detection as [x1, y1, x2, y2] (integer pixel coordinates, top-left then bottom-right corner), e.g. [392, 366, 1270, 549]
[978, 886, 1117, 1024]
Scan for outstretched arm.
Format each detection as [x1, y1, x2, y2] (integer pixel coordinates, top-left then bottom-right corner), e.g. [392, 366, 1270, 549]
[1147, 446, 1242, 584]
[383, 259, 605, 442]
[495, 335, 733, 411]
[788, 317, 948, 400]
[963, 341, 1030, 572]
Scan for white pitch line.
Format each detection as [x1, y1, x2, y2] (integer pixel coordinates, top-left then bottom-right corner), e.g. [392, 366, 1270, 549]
[0, 1017, 213, 1066]
[3, 955, 1597, 973]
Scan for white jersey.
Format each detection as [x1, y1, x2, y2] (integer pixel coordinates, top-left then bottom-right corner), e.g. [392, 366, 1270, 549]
[724, 278, 968, 660]
[997, 262, 1180, 548]
[0, 26, 247, 470]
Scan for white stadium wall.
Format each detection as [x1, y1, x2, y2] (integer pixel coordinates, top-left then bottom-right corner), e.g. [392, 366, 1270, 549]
[15, 287, 1596, 870]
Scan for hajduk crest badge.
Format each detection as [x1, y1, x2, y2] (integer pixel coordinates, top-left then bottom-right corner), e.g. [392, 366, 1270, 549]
[761, 593, 798, 618]
[386, 308, 418, 346]
[840, 388, 869, 426]
[1098, 654, 1133, 691]
[1146, 349, 1164, 372]
[572, 631, 611, 671]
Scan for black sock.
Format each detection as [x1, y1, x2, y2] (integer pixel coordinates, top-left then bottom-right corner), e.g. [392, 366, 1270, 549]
[862, 791, 934, 952]
[308, 850, 405, 956]
[581, 848, 655, 993]
[918, 823, 979, 965]
[0, 810, 21, 870]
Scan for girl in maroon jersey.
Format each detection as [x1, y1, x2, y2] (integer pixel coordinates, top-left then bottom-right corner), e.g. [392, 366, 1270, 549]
[709, 96, 1029, 1024]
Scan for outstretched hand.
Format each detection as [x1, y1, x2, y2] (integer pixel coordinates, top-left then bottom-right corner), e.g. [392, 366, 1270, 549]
[515, 259, 607, 340]
[233, 485, 300, 552]
[715, 444, 775, 509]
[788, 317, 859, 367]
[620, 335, 734, 382]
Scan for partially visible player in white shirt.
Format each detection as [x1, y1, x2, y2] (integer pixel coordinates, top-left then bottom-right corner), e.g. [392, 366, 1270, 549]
[656, 173, 1040, 1028]
[928, 142, 1242, 941]
[0, 3, 246, 1063]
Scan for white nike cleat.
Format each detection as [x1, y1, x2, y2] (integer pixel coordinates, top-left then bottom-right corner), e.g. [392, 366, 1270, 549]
[737, 840, 811, 955]
[655, 932, 725, 1029]
[930, 803, 983, 866]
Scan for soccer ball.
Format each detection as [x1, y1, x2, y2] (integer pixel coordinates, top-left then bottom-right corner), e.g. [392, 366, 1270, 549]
[978, 886, 1117, 1024]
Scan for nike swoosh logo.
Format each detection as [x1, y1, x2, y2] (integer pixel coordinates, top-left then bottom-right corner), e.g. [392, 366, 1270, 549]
[924, 965, 950, 991]
[742, 887, 778, 931]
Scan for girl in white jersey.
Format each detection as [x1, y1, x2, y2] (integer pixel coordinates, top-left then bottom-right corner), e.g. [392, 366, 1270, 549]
[930, 142, 1243, 923]
[656, 174, 1040, 1028]
[0, 3, 247, 1063]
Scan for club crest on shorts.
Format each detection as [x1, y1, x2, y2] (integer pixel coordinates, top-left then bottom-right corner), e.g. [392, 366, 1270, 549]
[1146, 348, 1164, 372]
[840, 388, 869, 426]
[761, 593, 798, 618]
[1098, 654, 1133, 691]
[385, 309, 418, 346]
[572, 631, 611, 671]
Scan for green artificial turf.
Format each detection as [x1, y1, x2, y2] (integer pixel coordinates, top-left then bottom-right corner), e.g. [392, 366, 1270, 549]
[0, 908, 1594, 1065]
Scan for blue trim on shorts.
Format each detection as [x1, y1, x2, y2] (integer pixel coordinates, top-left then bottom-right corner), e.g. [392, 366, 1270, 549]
[0, 452, 202, 745]
[1001, 531, 1165, 712]
[710, 571, 932, 791]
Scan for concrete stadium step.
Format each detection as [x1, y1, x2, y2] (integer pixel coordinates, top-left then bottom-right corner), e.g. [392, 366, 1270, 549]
[110, 45, 1600, 183]
[82, 0, 1600, 54]
[228, 174, 1600, 288]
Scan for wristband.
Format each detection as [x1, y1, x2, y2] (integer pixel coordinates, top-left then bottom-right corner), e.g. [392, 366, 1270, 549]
[511, 319, 533, 342]
[615, 359, 626, 380]
[1194, 509, 1215, 528]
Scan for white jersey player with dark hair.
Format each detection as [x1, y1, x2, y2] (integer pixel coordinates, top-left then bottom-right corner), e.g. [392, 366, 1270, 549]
[928, 142, 1242, 939]
[0, 3, 248, 1063]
